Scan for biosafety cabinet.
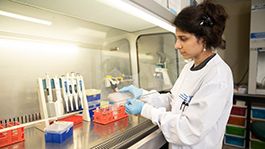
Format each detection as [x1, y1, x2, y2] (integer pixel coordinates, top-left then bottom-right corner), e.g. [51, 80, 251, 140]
[248, 0, 265, 95]
[0, 0, 190, 148]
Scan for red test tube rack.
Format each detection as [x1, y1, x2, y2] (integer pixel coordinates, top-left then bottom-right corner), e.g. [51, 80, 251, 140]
[58, 115, 83, 125]
[0, 122, 25, 148]
[93, 105, 128, 125]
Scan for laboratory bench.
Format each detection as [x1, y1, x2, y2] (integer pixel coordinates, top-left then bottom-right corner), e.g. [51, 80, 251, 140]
[1, 115, 166, 149]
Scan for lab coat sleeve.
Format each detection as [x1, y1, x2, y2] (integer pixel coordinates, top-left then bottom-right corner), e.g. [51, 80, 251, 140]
[141, 80, 233, 145]
[140, 90, 172, 110]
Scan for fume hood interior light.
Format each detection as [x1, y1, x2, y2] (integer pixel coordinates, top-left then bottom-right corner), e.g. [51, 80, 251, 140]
[0, 38, 78, 55]
[0, 10, 52, 26]
[99, 0, 176, 33]
[102, 50, 153, 60]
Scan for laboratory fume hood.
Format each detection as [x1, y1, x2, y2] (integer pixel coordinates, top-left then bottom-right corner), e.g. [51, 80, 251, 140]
[248, 0, 265, 95]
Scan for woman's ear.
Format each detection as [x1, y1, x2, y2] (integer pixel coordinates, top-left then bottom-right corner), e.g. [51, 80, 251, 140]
[197, 37, 206, 47]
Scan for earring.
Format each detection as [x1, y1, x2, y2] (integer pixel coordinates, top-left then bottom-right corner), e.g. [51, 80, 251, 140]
[203, 48, 206, 52]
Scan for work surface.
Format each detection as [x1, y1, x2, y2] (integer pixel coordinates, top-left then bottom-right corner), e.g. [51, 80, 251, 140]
[3, 116, 157, 149]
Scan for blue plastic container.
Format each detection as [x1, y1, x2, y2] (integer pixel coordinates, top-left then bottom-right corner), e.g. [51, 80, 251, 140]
[85, 89, 101, 120]
[87, 94, 100, 102]
[45, 122, 73, 143]
[88, 102, 100, 109]
[86, 89, 101, 102]
[251, 107, 265, 119]
[224, 135, 245, 148]
[89, 103, 100, 119]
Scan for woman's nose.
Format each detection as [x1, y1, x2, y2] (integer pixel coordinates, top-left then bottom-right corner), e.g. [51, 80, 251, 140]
[175, 41, 182, 49]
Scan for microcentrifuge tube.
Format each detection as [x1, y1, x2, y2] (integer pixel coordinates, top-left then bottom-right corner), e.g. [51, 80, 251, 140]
[96, 107, 99, 112]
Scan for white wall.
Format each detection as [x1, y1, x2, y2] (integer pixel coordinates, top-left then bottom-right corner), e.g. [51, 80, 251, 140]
[213, 0, 251, 85]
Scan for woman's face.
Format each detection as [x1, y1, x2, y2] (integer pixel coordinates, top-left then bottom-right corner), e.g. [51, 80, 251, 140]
[175, 28, 204, 59]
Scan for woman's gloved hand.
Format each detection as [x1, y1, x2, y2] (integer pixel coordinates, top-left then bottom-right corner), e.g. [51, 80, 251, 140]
[125, 98, 144, 115]
[119, 85, 143, 99]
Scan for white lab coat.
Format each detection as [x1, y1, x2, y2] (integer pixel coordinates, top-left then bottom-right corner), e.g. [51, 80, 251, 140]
[141, 54, 233, 149]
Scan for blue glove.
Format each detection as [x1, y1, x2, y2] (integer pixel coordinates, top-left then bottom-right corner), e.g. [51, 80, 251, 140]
[125, 98, 144, 115]
[119, 85, 143, 99]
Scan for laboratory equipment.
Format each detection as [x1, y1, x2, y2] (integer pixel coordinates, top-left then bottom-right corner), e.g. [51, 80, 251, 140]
[107, 92, 133, 105]
[45, 74, 61, 117]
[70, 73, 80, 111]
[154, 63, 172, 89]
[224, 135, 245, 148]
[77, 75, 91, 122]
[60, 76, 70, 113]
[93, 105, 128, 125]
[0, 122, 25, 147]
[76, 75, 84, 109]
[108, 89, 157, 105]
[45, 121, 73, 143]
[104, 75, 123, 92]
[45, 74, 53, 103]
[58, 115, 83, 125]
[248, 0, 265, 95]
[86, 90, 101, 102]
[86, 89, 101, 119]
[137, 33, 178, 91]
[37, 72, 90, 130]
[66, 73, 75, 112]
[153, 50, 172, 90]
[93, 116, 128, 137]
[53, 77, 64, 116]
[100, 100, 109, 108]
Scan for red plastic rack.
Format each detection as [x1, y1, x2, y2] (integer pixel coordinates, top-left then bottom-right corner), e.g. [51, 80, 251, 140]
[0, 122, 25, 148]
[93, 105, 128, 125]
[94, 117, 128, 137]
[58, 115, 83, 125]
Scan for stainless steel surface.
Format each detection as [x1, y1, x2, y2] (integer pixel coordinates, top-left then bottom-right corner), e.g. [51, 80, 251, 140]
[1, 116, 156, 149]
[128, 129, 166, 149]
[91, 119, 157, 149]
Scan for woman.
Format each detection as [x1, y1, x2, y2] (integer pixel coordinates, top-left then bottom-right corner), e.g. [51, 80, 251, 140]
[121, 0, 233, 148]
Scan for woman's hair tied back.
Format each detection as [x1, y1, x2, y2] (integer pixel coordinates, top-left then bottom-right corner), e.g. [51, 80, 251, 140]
[199, 15, 214, 27]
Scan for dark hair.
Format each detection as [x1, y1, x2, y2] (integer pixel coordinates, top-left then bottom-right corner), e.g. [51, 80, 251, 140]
[174, 0, 228, 50]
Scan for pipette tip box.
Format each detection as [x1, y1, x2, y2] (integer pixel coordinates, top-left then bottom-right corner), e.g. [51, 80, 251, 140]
[45, 121, 73, 143]
[89, 102, 100, 119]
[86, 89, 101, 102]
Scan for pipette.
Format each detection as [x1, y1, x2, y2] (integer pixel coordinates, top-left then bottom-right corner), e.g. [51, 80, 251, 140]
[45, 74, 53, 103]
[66, 73, 74, 112]
[76, 75, 84, 109]
[53, 76, 64, 115]
[60, 76, 70, 113]
[70, 73, 79, 111]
